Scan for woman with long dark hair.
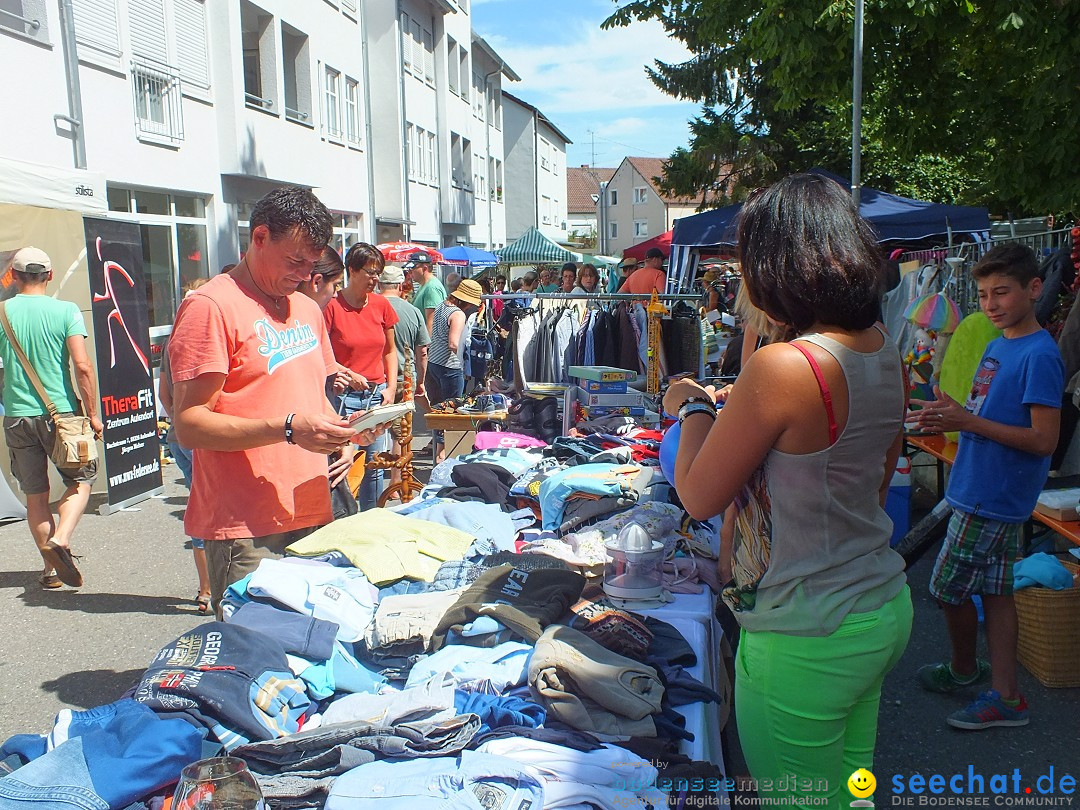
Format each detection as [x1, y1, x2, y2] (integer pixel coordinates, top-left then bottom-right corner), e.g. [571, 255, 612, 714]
[662, 174, 911, 805]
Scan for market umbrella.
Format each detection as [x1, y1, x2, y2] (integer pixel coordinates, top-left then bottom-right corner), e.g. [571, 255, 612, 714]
[438, 245, 499, 268]
[903, 292, 962, 334]
[375, 242, 444, 264]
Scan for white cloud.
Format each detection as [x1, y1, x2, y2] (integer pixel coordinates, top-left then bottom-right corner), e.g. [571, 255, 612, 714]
[593, 117, 648, 138]
[486, 17, 693, 116]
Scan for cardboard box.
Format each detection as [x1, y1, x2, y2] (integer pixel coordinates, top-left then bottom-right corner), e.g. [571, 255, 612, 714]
[579, 379, 629, 394]
[576, 387, 644, 407]
[1035, 488, 1080, 521]
[580, 405, 646, 418]
[569, 365, 638, 383]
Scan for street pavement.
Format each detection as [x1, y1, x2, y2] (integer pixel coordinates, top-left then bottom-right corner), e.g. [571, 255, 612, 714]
[0, 459, 1076, 782]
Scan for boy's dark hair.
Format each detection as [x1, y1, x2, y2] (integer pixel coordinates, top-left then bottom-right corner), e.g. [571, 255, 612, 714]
[736, 173, 884, 333]
[344, 242, 386, 273]
[250, 186, 332, 248]
[313, 246, 345, 283]
[971, 244, 1039, 285]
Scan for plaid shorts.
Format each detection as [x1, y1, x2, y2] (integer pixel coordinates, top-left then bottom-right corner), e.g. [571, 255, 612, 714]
[929, 510, 1020, 605]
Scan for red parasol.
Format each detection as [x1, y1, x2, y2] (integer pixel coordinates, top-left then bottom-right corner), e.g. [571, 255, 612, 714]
[375, 242, 444, 264]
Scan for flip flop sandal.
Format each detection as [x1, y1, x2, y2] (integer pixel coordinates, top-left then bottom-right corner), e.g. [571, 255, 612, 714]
[39, 573, 62, 590]
[195, 594, 212, 614]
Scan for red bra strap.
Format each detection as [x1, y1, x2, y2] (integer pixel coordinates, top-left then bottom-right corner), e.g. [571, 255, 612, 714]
[791, 341, 838, 445]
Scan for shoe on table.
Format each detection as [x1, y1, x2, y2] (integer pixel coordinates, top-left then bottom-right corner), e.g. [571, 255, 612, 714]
[917, 659, 991, 693]
[947, 690, 1029, 730]
[40, 541, 82, 588]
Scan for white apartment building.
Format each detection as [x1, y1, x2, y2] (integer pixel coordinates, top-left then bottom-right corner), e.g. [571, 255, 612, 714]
[502, 91, 570, 245]
[0, 0, 374, 357]
[364, 1, 517, 251]
[603, 157, 703, 255]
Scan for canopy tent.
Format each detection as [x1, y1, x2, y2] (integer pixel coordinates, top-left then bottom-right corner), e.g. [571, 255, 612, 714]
[438, 245, 499, 269]
[667, 169, 991, 291]
[497, 227, 581, 265]
[622, 230, 673, 261]
[376, 242, 444, 264]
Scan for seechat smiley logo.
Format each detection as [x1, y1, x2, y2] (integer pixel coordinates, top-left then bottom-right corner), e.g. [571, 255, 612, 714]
[848, 768, 876, 799]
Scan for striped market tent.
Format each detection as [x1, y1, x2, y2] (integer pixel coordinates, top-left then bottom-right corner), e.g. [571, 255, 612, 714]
[496, 226, 581, 266]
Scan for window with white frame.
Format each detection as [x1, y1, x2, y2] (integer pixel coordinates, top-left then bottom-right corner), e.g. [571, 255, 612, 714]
[413, 126, 425, 181]
[462, 138, 472, 190]
[542, 195, 551, 225]
[344, 77, 360, 144]
[459, 48, 469, 103]
[540, 138, 550, 171]
[610, 221, 618, 238]
[332, 212, 362, 255]
[426, 132, 437, 183]
[450, 133, 463, 187]
[634, 220, 648, 238]
[495, 159, 503, 201]
[241, 0, 274, 111]
[609, 189, 618, 206]
[0, 0, 48, 43]
[473, 154, 486, 199]
[281, 22, 311, 124]
[423, 28, 434, 86]
[400, 11, 411, 72]
[447, 36, 458, 94]
[633, 186, 648, 204]
[473, 71, 484, 119]
[324, 65, 341, 137]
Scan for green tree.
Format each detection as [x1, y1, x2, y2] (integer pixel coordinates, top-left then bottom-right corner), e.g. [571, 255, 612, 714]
[603, 1, 1080, 215]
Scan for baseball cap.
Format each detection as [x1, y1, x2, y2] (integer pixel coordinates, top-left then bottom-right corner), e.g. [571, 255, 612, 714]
[403, 251, 432, 268]
[11, 247, 52, 275]
[619, 256, 639, 268]
[378, 265, 405, 284]
[452, 278, 483, 307]
[644, 247, 666, 260]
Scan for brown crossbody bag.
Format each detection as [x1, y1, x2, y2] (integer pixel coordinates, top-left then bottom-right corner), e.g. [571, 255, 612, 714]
[0, 302, 97, 469]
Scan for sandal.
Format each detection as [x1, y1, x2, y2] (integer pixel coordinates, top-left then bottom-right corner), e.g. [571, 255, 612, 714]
[195, 594, 212, 615]
[39, 573, 63, 590]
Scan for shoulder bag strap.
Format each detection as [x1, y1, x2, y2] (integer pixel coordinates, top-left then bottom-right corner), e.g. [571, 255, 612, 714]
[0, 302, 61, 420]
[790, 340, 838, 445]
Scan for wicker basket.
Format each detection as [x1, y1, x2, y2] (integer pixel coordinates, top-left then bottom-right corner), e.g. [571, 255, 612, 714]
[1014, 559, 1080, 688]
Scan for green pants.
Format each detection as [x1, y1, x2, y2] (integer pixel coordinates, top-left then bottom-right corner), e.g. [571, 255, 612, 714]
[736, 586, 912, 809]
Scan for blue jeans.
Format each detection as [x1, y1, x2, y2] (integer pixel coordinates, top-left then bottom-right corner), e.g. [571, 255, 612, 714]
[0, 699, 203, 810]
[166, 434, 204, 550]
[426, 364, 464, 447]
[336, 384, 389, 510]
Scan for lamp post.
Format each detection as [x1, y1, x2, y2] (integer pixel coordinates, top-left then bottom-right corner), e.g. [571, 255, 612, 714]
[851, 0, 864, 206]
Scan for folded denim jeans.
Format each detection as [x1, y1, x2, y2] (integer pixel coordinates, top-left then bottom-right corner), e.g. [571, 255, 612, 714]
[325, 751, 544, 810]
[0, 699, 203, 810]
[232, 713, 481, 777]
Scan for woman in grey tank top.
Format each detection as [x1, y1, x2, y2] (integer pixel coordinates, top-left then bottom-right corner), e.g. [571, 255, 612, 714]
[662, 174, 912, 807]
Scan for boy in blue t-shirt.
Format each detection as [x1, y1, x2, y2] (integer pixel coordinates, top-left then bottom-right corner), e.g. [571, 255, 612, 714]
[909, 244, 1064, 731]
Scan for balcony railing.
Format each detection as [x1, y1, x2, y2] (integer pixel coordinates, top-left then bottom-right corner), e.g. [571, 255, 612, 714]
[131, 58, 184, 146]
[285, 106, 310, 124]
[245, 92, 274, 111]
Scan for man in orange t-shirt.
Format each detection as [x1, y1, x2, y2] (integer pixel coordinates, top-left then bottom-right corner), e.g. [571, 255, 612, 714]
[169, 186, 362, 614]
[622, 247, 666, 294]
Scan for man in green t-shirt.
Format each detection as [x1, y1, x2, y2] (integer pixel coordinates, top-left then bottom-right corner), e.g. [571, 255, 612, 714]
[407, 251, 447, 336]
[0, 248, 103, 590]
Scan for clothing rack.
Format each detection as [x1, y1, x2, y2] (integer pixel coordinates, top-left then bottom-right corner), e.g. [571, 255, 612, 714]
[483, 292, 701, 302]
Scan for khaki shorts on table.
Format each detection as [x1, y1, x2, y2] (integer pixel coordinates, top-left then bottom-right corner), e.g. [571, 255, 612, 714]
[4, 415, 98, 495]
[206, 525, 322, 619]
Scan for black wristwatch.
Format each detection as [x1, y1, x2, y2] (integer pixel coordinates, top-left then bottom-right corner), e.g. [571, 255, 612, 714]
[284, 412, 297, 444]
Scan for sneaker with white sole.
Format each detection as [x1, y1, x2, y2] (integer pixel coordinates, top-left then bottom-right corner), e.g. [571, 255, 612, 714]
[947, 690, 1029, 730]
[916, 659, 991, 693]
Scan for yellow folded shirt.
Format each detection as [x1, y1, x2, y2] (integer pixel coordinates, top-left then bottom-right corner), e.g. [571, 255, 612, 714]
[287, 508, 475, 586]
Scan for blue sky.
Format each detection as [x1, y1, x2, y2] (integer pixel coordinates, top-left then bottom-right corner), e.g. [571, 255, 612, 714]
[472, 0, 699, 170]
